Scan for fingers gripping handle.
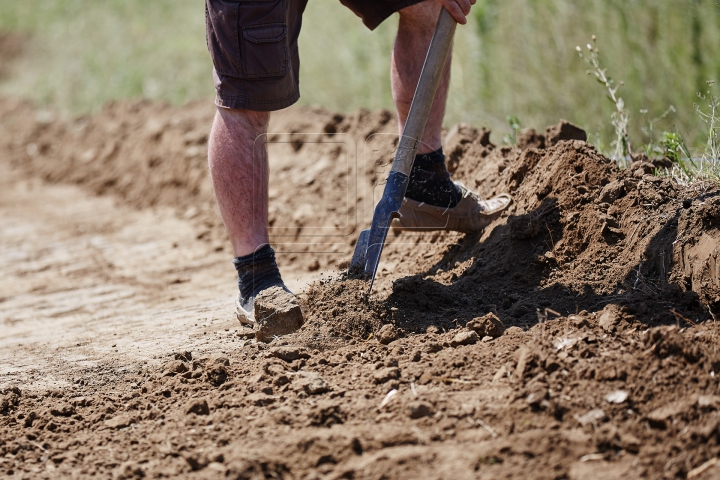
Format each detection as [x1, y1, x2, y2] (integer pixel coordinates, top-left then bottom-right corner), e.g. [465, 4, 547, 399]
[391, 8, 458, 176]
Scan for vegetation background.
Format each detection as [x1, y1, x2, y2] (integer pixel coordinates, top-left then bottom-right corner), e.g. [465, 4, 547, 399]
[1, 0, 719, 152]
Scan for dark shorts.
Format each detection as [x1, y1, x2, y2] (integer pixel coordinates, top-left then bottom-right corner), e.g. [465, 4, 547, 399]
[205, 0, 424, 111]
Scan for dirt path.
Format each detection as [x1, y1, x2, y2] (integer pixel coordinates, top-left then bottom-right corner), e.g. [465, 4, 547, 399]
[0, 161, 316, 392]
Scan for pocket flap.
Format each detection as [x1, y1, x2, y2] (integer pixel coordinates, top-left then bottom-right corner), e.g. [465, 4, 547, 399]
[242, 23, 287, 43]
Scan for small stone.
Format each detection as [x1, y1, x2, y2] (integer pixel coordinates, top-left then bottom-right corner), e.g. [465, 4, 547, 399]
[269, 346, 311, 362]
[450, 330, 479, 347]
[620, 432, 641, 453]
[174, 351, 193, 362]
[104, 414, 135, 429]
[206, 365, 228, 387]
[373, 367, 401, 384]
[598, 304, 623, 332]
[598, 180, 626, 204]
[247, 392, 275, 406]
[505, 326, 524, 335]
[273, 375, 290, 387]
[633, 161, 655, 177]
[422, 342, 442, 354]
[576, 409, 606, 426]
[466, 313, 505, 339]
[605, 390, 629, 404]
[164, 360, 188, 375]
[209, 355, 230, 366]
[646, 400, 690, 428]
[237, 327, 255, 339]
[409, 401, 434, 419]
[426, 325, 440, 335]
[255, 287, 304, 343]
[698, 395, 720, 409]
[299, 372, 329, 395]
[526, 387, 548, 407]
[184, 398, 210, 416]
[377, 324, 398, 345]
[50, 403, 75, 417]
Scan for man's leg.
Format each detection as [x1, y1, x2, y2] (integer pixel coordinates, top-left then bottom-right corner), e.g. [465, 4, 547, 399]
[388, 1, 513, 231]
[392, 1, 449, 155]
[391, 1, 462, 209]
[208, 107, 269, 258]
[208, 107, 303, 337]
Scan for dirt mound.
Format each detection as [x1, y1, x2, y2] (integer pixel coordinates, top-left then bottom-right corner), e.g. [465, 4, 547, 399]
[304, 132, 719, 339]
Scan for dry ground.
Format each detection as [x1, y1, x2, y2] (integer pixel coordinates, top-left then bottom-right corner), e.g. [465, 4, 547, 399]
[1, 96, 720, 479]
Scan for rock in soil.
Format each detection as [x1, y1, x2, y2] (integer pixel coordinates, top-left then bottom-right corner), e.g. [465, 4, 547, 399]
[409, 401, 434, 419]
[184, 398, 210, 416]
[450, 330, 480, 347]
[377, 324, 398, 344]
[466, 313, 505, 338]
[254, 286, 304, 343]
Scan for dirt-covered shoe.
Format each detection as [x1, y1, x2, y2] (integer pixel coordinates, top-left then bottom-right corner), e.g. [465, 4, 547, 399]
[392, 183, 512, 234]
[235, 283, 304, 333]
[235, 294, 256, 325]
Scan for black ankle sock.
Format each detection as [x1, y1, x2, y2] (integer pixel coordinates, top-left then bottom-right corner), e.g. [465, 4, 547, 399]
[405, 148, 462, 208]
[232, 244, 284, 304]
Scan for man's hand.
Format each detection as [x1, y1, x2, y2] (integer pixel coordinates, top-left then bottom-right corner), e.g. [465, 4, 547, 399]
[437, 0, 476, 25]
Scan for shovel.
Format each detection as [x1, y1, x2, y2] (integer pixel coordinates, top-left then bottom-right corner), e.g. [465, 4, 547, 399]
[350, 7, 457, 294]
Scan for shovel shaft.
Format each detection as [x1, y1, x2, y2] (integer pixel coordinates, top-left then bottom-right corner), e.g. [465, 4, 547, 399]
[391, 8, 457, 176]
[349, 7, 458, 291]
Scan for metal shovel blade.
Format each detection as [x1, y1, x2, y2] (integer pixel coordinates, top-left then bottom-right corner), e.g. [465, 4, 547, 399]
[349, 228, 370, 274]
[349, 171, 407, 292]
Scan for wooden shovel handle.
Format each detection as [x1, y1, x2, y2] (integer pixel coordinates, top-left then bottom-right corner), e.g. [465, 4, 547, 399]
[390, 7, 457, 176]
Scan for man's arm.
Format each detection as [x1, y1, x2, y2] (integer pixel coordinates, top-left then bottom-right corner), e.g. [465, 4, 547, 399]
[437, 0, 475, 25]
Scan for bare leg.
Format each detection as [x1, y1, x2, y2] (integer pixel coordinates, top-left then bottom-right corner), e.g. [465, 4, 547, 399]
[392, 1, 451, 154]
[208, 108, 270, 257]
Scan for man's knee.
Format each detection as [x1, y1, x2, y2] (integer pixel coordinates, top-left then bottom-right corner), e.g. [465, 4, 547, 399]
[216, 107, 270, 132]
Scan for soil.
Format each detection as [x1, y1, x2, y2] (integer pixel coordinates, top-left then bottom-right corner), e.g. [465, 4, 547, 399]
[1, 92, 720, 480]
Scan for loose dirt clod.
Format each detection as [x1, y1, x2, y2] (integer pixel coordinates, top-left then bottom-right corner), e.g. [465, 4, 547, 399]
[450, 330, 479, 347]
[377, 324, 398, 344]
[409, 401, 434, 419]
[467, 313, 505, 338]
[184, 398, 210, 416]
[255, 287, 304, 343]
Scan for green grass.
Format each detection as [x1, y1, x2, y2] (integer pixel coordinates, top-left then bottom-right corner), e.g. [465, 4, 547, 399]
[1, 0, 719, 155]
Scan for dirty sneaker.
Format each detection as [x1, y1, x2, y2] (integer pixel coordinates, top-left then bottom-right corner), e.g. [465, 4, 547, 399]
[392, 183, 513, 233]
[232, 245, 304, 340]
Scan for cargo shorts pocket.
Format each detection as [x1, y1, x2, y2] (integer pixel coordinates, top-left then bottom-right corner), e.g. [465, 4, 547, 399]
[206, 0, 289, 79]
